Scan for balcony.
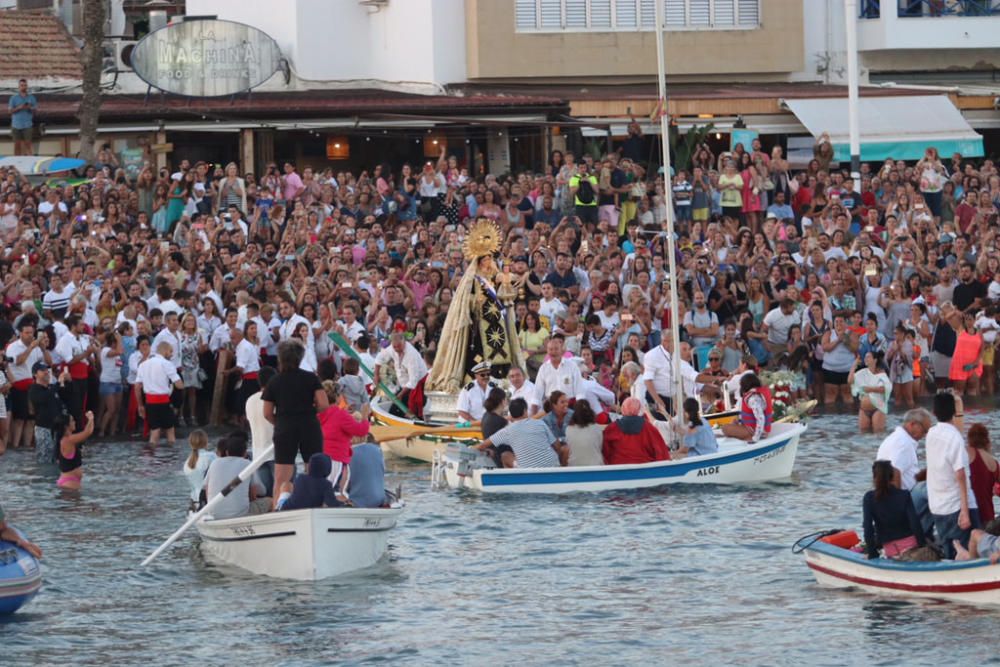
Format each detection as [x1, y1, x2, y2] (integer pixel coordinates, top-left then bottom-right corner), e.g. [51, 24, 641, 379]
[857, 1, 1000, 50]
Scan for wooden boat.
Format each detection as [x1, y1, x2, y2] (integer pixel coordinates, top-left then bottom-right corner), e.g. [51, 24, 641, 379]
[434, 421, 803, 494]
[370, 398, 481, 462]
[0, 534, 42, 614]
[796, 532, 1000, 606]
[371, 397, 738, 464]
[196, 505, 404, 580]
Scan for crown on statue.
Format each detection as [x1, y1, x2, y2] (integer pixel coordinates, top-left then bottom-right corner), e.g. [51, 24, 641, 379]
[463, 218, 502, 261]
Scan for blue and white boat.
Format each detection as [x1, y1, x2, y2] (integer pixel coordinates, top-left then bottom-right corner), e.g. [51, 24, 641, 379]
[437, 421, 804, 494]
[797, 532, 1000, 606]
[0, 533, 42, 614]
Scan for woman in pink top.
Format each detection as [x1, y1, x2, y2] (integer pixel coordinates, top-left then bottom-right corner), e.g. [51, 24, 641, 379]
[318, 380, 370, 495]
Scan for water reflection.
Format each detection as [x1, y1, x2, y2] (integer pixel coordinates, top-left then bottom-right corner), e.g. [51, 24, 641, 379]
[1, 413, 999, 663]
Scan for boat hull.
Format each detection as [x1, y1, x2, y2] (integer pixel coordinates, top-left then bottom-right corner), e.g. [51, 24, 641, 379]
[196, 507, 403, 580]
[372, 398, 738, 464]
[442, 422, 803, 494]
[0, 538, 42, 614]
[803, 540, 1000, 605]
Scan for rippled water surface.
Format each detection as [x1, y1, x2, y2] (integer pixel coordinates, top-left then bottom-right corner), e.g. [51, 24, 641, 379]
[2, 408, 999, 666]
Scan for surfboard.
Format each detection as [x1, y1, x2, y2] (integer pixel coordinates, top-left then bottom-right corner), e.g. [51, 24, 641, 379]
[0, 156, 86, 175]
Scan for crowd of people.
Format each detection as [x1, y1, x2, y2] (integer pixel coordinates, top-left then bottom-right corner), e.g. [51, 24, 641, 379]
[0, 125, 997, 520]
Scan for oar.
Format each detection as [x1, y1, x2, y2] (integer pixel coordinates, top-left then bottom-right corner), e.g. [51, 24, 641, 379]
[370, 421, 481, 443]
[140, 444, 274, 567]
[328, 331, 416, 419]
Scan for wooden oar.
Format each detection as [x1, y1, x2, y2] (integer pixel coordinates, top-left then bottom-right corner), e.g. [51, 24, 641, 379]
[369, 422, 481, 443]
[140, 444, 274, 567]
[328, 331, 416, 419]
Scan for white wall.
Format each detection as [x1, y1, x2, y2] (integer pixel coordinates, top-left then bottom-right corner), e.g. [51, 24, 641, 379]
[185, 0, 467, 89]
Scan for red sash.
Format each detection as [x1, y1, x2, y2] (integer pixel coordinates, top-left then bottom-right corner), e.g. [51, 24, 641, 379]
[68, 361, 90, 380]
[12, 379, 33, 391]
[145, 394, 171, 405]
[243, 372, 259, 380]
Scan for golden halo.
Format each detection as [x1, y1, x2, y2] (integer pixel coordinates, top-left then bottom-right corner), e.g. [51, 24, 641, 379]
[463, 218, 502, 261]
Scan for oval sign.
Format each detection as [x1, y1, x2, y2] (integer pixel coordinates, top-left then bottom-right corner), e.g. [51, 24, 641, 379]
[131, 18, 281, 98]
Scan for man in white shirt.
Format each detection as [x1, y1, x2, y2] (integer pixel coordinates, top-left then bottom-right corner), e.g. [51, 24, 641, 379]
[876, 408, 933, 491]
[534, 336, 584, 407]
[152, 311, 183, 369]
[5, 321, 51, 449]
[762, 299, 800, 356]
[642, 335, 715, 419]
[456, 361, 497, 422]
[925, 393, 979, 559]
[135, 342, 183, 446]
[373, 332, 427, 417]
[337, 304, 366, 343]
[209, 309, 240, 354]
[278, 299, 313, 351]
[508, 365, 541, 416]
[54, 314, 96, 428]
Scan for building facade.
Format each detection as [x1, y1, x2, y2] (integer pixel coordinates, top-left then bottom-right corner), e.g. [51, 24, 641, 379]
[0, 0, 997, 171]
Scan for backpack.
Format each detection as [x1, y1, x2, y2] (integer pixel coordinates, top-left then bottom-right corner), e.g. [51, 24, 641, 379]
[576, 176, 595, 205]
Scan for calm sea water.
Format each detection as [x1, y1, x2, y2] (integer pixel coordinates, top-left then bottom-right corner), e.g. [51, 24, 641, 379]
[2, 407, 999, 666]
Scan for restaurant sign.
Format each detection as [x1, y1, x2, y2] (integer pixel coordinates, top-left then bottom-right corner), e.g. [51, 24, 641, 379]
[131, 18, 282, 98]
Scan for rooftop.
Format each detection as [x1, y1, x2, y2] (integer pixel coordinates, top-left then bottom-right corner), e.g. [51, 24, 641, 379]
[0, 10, 82, 81]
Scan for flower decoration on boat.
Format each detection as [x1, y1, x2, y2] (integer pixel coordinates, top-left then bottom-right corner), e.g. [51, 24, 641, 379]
[760, 369, 816, 423]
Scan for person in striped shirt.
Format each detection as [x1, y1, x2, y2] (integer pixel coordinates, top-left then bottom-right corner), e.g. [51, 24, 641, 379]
[475, 398, 561, 469]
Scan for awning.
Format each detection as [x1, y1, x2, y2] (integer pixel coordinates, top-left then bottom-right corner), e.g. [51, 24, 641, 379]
[781, 95, 984, 161]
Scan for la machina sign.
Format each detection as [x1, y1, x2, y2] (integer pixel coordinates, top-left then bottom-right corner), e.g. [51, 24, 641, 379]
[131, 18, 282, 97]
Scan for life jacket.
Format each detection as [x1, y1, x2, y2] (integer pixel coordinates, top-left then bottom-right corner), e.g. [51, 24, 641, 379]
[739, 386, 773, 435]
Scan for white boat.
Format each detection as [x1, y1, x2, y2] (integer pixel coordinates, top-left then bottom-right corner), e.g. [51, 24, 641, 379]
[797, 533, 1000, 606]
[195, 506, 404, 580]
[435, 421, 804, 494]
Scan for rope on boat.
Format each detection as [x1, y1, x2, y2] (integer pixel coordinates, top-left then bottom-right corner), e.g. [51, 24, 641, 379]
[791, 529, 842, 554]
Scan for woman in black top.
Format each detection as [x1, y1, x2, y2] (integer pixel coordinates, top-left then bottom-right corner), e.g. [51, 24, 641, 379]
[480, 388, 508, 441]
[862, 460, 925, 559]
[263, 341, 329, 506]
[55, 410, 94, 490]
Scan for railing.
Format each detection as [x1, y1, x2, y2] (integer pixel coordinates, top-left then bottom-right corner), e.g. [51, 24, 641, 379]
[859, 0, 1000, 18]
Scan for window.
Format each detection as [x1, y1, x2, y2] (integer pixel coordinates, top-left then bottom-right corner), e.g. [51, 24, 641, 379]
[514, 0, 761, 31]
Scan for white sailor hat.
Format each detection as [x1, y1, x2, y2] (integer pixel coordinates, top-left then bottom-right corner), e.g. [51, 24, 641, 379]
[471, 361, 492, 375]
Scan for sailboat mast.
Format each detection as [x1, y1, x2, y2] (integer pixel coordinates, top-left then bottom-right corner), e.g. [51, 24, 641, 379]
[654, 0, 683, 417]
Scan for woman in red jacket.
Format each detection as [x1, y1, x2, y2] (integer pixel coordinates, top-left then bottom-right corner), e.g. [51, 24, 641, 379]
[318, 380, 370, 498]
[602, 397, 671, 465]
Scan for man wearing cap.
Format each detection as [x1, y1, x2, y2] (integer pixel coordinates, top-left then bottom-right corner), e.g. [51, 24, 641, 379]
[457, 361, 497, 423]
[134, 341, 183, 446]
[28, 361, 72, 464]
[5, 321, 51, 450]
